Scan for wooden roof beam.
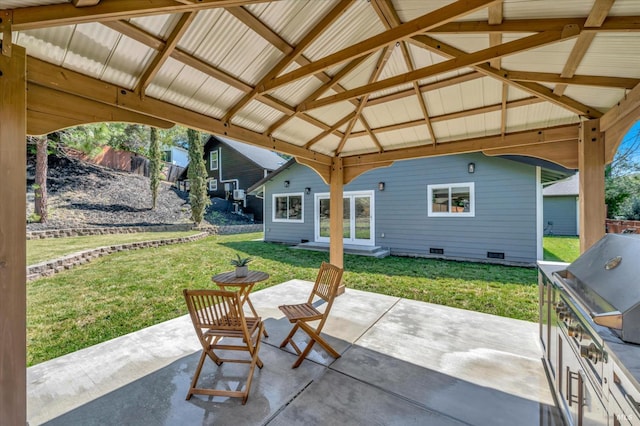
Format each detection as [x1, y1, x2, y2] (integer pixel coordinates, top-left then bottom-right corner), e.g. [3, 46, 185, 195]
[427, 16, 640, 33]
[134, 12, 196, 96]
[335, 45, 394, 155]
[506, 71, 639, 89]
[11, 0, 268, 30]
[27, 56, 332, 166]
[342, 124, 580, 166]
[554, 0, 615, 96]
[373, 0, 436, 143]
[300, 29, 579, 112]
[349, 97, 544, 138]
[261, 0, 501, 92]
[410, 34, 602, 118]
[223, 0, 354, 122]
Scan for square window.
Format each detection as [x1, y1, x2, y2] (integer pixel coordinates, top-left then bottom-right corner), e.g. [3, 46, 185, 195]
[272, 193, 304, 222]
[428, 183, 474, 217]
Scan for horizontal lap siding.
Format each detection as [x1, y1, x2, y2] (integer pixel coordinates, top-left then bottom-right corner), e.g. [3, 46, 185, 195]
[263, 153, 539, 263]
[544, 196, 578, 236]
[264, 165, 323, 244]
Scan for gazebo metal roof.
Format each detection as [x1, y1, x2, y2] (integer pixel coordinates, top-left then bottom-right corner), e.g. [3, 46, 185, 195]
[4, 0, 640, 171]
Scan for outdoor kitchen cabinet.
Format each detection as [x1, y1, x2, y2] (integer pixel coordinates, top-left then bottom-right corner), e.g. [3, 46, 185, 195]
[557, 332, 608, 425]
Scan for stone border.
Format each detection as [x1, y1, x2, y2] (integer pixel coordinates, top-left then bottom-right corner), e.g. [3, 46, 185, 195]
[26, 223, 263, 239]
[26, 224, 265, 281]
[27, 232, 209, 281]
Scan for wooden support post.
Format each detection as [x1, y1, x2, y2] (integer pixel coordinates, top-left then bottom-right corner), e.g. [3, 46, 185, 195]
[0, 44, 27, 425]
[329, 157, 344, 269]
[578, 119, 606, 252]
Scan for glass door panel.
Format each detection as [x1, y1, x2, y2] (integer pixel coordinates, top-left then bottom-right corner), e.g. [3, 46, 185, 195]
[343, 198, 351, 239]
[319, 198, 330, 238]
[354, 196, 371, 240]
[315, 192, 374, 246]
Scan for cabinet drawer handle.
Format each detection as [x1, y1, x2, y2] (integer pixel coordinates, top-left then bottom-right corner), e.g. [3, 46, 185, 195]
[625, 393, 640, 419]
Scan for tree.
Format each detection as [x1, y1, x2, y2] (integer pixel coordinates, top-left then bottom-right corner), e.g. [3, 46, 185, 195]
[606, 125, 640, 218]
[149, 127, 161, 210]
[33, 135, 49, 223]
[187, 128, 210, 226]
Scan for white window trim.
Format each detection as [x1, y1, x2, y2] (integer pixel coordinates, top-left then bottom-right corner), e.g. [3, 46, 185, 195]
[427, 182, 475, 217]
[209, 150, 219, 171]
[272, 192, 304, 223]
[208, 179, 217, 191]
[314, 191, 375, 246]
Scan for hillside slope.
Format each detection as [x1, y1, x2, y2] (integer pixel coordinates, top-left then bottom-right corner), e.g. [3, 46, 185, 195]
[26, 155, 252, 231]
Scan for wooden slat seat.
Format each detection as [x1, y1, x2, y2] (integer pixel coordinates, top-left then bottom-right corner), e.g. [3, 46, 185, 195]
[278, 262, 343, 368]
[184, 289, 264, 404]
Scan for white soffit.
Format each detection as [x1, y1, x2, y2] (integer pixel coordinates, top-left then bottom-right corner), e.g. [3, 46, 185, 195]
[231, 100, 284, 133]
[312, 134, 342, 156]
[340, 135, 379, 156]
[577, 33, 640, 79]
[0, 0, 63, 8]
[563, 86, 625, 114]
[272, 116, 323, 146]
[504, 0, 593, 19]
[129, 14, 180, 40]
[102, 32, 155, 89]
[506, 103, 578, 133]
[377, 126, 430, 149]
[363, 97, 424, 129]
[334, 51, 381, 91]
[502, 38, 577, 75]
[270, 74, 325, 106]
[306, 102, 356, 128]
[63, 23, 120, 80]
[15, 27, 73, 65]
[247, 0, 337, 46]
[177, 8, 226, 57]
[303, 1, 384, 62]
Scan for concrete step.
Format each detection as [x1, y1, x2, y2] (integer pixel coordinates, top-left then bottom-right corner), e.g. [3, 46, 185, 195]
[292, 242, 390, 258]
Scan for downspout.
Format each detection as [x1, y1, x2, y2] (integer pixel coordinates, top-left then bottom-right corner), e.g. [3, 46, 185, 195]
[536, 166, 543, 261]
[217, 149, 244, 208]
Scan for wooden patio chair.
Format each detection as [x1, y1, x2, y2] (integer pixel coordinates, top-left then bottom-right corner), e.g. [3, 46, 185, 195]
[278, 262, 344, 368]
[183, 289, 264, 404]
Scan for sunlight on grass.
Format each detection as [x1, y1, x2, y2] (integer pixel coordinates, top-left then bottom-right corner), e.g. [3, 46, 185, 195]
[543, 236, 580, 263]
[27, 232, 539, 366]
[27, 231, 201, 265]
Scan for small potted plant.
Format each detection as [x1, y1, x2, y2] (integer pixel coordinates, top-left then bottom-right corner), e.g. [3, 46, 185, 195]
[230, 254, 253, 277]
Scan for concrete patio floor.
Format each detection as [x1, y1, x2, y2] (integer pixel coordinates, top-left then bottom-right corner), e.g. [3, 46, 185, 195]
[28, 280, 564, 425]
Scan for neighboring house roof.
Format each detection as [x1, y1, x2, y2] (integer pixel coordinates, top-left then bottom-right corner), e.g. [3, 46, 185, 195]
[247, 158, 296, 194]
[543, 173, 579, 197]
[215, 136, 286, 171]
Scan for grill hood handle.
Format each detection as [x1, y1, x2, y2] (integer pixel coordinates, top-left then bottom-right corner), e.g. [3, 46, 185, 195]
[591, 311, 623, 330]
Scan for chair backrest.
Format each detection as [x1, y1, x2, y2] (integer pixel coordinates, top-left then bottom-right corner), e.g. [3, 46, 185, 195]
[183, 289, 246, 338]
[309, 262, 343, 305]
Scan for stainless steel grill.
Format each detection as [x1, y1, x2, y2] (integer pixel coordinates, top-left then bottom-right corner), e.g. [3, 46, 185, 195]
[553, 233, 640, 344]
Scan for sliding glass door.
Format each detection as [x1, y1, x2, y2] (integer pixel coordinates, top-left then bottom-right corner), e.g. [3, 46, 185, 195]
[315, 191, 374, 246]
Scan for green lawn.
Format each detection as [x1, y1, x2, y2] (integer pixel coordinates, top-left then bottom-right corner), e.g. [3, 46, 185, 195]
[27, 231, 201, 265]
[543, 236, 580, 263]
[27, 232, 540, 366]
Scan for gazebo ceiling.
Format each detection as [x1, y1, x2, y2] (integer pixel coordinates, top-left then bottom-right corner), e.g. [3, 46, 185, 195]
[3, 0, 640, 168]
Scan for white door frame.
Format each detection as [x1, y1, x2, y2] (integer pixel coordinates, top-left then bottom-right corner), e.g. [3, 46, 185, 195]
[315, 190, 375, 246]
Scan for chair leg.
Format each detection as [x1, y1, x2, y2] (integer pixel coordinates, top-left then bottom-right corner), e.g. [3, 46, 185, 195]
[186, 350, 207, 400]
[299, 321, 340, 358]
[279, 322, 300, 348]
[242, 322, 264, 405]
[291, 321, 340, 369]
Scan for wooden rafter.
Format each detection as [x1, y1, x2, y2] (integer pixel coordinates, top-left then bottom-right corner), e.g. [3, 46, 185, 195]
[12, 0, 268, 30]
[304, 112, 356, 149]
[506, 71, 639, 89]
[488, 1, 503, 69]
[26, 56, 332, 166]
[260, 0, 500, 92]
[348, 97, 544, 138]
[342, 124, 580, 166]
[0, 10, 12, 56]
[373, 0, 436, 143]
[299, 30, 579, 112]
[223, 0, 354, 122]
[134, 12, 196, 96]
[264, 54, 370, 137]
[335, 45, 394, 155]
[553, 0, 615, 96]
[427, 16, 640, 34]
[410, 34, 602, 118]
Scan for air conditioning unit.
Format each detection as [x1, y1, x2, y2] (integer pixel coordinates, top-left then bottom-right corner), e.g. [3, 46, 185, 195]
[233, 189, 246, 200]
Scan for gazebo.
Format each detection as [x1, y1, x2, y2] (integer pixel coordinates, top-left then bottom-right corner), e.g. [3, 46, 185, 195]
[2, 0, 640, 422]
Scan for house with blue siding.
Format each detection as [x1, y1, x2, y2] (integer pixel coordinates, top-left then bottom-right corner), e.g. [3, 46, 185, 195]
[543, 173, 579, 236]
[249, 153, 568, 266]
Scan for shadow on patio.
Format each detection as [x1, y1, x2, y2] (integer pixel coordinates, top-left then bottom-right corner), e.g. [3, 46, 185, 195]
[29, 280, 564, 426]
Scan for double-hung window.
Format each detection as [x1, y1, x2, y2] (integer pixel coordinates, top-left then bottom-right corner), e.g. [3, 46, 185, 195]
[428, 182, 475, 217]
[209, 150, 219, 171]
[208, 179, 218, 191]
[273, 193, 304, 222]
